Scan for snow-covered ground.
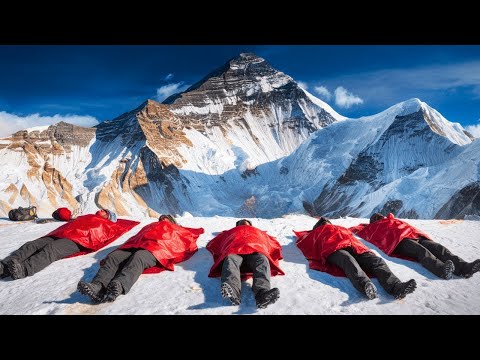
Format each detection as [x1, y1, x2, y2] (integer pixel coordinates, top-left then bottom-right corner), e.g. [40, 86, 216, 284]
[0, 214, 479, 315]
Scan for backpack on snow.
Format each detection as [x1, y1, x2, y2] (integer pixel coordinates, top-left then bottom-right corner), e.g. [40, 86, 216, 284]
[8, 206, 38, 221]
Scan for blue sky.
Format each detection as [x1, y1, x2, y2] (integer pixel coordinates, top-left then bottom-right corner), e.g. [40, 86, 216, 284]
[1, 45, 480, 137]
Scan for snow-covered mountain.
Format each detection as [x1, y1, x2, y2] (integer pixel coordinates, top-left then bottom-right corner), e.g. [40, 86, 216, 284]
[0, 53, 342, 218]
[244, 98, 477, 219]
[0, 53, 477, 220]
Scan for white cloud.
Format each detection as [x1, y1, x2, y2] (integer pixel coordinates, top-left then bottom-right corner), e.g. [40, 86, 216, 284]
[314, 86, 332, 101]
[0, 111, 98, 138]
[334, 86, 364, 108]
[319, 60, 480, 107]
[156, 82, 190, 102]
[297, 81, 308, 90]
[164, 73, 174, 81]
[465, 124, 480, 138]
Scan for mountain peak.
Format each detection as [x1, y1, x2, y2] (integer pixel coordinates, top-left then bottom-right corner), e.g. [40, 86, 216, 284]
[393, 98, 423, 116]
[163, 52, 289, 104]
[229, 52, 266, 67]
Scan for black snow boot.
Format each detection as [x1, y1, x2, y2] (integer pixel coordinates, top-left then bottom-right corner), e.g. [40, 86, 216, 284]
[255, 288, 280, 309]
[442, 260, 455, 279]
[364, 281, 377, 300]
[6, 259, 26, 280]
[462, 259, 480, 279]
[221, 282, 241, 305]
[0, 261, 10, 279]
[393, 279, 417, 300]
[104, 280, 123, 302]
[77, 280, 106, 303]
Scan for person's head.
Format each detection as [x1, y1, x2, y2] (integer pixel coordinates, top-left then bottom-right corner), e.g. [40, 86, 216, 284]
[370, 213, 385, 224]
[96, 209, 117, 223]
[159, 214, 177, 224]
[236, 219, 252, 227]
[312, 216, 332, 230]
[52, 207, 72, 221]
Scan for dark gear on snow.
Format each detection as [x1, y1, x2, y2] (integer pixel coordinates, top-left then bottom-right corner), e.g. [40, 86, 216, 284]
[8, 206, 38, 221]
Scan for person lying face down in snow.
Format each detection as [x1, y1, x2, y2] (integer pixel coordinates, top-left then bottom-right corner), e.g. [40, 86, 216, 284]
[0, 209, 138, 280]
[294, 217, 416, 300]
[206, 219, 284, 309]
[350, 213, 480, 280]
[77, 214, 204, 303]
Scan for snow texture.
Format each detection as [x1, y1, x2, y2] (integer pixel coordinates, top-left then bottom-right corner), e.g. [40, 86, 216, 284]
[0, 215, 479, 315]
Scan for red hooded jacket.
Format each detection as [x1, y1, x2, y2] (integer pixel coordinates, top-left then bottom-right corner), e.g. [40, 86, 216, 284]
[294, 224, 371, 277]
[46, 214, 139, 256]
[119, 220, 204, 274]
[349, 213, 431, 256]
[206, 225, 284, 279]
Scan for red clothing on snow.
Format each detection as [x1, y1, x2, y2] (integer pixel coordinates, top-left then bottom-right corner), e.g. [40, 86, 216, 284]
[206, 225, 284, 279]
[119, 220, 204, 274]
[46, 214, 139, 256]
[349, 213, 431, 256]
[294, 223, 371, 277]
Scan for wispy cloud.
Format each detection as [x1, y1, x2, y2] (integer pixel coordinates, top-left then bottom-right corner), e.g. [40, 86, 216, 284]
[156, 82, 190, 102]
[297, 81, 308, 90]
[0, 111, 99, 138]
[164, 73, 174, 81]
[466, 123, 480, 138]
[320, 60, 480, 107]
[314, 86, 332, 101]
[334, 86, 364, 108]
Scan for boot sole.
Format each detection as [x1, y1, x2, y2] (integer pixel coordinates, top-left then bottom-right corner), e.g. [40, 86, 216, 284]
[395, 280, 416, 300]
[77, 281, 104, 303]
[221, 283, 241, 305]
[365, 283, 377, 300]
[257, 289, 280, 309]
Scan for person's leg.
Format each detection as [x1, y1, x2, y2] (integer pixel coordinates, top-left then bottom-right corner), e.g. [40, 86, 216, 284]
[2, 237, 55, 265]
[355, 250, 416, 299]
[244, 253, 280, 309]
[243, 253, 271, 295]
[220, 254, 243, 305]
[108, 249, 157, 295]
[78, 249, 133, 303]
[418, 239, 469, 277]
[327, 249, 374, 297]
[394, 239, 453, 279]
[9, 238, 82, 279]
[91, 249, 133, 288]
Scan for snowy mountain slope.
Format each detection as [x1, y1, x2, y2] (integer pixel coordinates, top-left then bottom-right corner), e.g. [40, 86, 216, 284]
[0, 215, 479, 315]
[237, 98, 477, 219]
[0, 53, 341, 218]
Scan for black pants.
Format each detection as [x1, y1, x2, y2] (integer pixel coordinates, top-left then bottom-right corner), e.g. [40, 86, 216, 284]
[92, 249, 157, 294]
[1, 237, 82, 277]
[221, 253, 271, 296]
[327, 247, 401, 295]
[394, 238, 468, 277]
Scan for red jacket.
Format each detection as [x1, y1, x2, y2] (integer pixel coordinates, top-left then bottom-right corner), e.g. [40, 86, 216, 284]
[206, 225, 284, 279]
[46, 214, 139, 256]
[119, 220, 204, 274]
[349, 213, 431, 256]
[294, 224, 371, 277]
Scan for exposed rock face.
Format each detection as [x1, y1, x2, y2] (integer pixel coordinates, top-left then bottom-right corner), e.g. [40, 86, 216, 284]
[435, 182, 480, 219]
[164, 53, 339, 156]
[0, 122, 95, 215]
